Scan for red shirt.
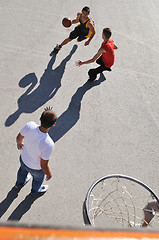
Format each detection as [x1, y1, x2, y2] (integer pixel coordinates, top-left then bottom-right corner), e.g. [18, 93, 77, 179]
[101, 38, 115, 68]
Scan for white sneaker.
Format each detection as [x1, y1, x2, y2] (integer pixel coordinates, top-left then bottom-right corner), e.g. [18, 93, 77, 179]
[129, 221, 142, 227]
[38, 185, 49, 193]
[53, 44, 61, 54]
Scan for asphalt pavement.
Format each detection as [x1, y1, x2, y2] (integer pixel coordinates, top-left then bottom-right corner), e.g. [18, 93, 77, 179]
[0, 0, 159, 228]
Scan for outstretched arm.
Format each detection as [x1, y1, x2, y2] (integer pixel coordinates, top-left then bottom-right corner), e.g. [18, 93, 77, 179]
[76, 47, 105, 66]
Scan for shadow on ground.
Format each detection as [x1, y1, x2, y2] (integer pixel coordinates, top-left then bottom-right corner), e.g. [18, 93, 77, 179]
[5, 45, 78, 127]
[5, 43, 107, 143]
[0, 187, 45, 221]
[7, 192, 44, 221]
[50, 73, 106, 142]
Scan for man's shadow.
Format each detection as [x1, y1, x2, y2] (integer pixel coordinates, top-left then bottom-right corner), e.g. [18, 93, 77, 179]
[5, 45, 78, 127]
[0, 187, 44, 221]
[0, 187, 19, 219]
[50, 73, 106, 142]
[7, 193, 44, 221]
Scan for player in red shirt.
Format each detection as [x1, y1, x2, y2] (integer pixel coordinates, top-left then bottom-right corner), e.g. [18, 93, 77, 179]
[76, 28, 118, 81]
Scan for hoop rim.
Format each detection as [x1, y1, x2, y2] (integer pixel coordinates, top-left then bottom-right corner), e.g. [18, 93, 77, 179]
[83, 174, 159, 225]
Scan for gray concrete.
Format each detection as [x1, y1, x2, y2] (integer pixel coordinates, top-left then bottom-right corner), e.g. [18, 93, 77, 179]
[0, 0, 159, 228]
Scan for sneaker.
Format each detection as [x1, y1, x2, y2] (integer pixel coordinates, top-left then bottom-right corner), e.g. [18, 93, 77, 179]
[15, 173, 32, 190]
[88, 69, 97, 81]
[51, 44, 61, 55]
[38, 185, 48, 193]
[87, 77, 96, 82]
[31, 185, 49, 195]
[105, 67, 111, 72]
[129, 221, 142, 227]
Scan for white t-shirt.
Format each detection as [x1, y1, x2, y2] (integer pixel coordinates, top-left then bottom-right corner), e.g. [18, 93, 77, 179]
[20, 121, 54, 170]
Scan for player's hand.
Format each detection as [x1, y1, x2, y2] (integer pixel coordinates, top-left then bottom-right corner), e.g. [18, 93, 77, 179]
[17, 143, 24, 150]
[45, 174, 52, 181]
[76, 60, 83, 67]
[84, 40, 90, 46]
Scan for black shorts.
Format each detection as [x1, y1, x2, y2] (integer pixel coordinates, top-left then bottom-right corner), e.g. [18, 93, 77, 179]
[96, 56, 111, 71]
[88, 56, 111, 81]
[69, 26, 89, 42]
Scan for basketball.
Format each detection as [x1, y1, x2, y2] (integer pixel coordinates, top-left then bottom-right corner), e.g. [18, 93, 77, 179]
[62, 17, 72, 28]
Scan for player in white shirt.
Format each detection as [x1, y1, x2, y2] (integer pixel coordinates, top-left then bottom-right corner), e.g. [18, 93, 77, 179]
[15, 107, 57, 193]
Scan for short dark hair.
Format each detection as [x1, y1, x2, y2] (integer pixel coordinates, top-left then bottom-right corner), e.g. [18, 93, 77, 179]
[40, 110, 57, 128]
[103, 28, 112, 39]
[82, 6, 90, 14]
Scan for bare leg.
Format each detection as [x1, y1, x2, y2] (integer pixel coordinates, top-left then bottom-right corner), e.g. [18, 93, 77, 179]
[51, 37, 73, 55]
[142, 221, 149, 227]
[60, 38, 72, 47]
[142, 201, 159, 227]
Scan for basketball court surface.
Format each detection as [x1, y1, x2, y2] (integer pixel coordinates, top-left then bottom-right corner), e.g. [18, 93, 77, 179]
[0, 0, 159, 237]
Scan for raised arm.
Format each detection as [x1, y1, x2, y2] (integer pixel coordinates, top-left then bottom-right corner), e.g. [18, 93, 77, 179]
[71, 12, 81, 24]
